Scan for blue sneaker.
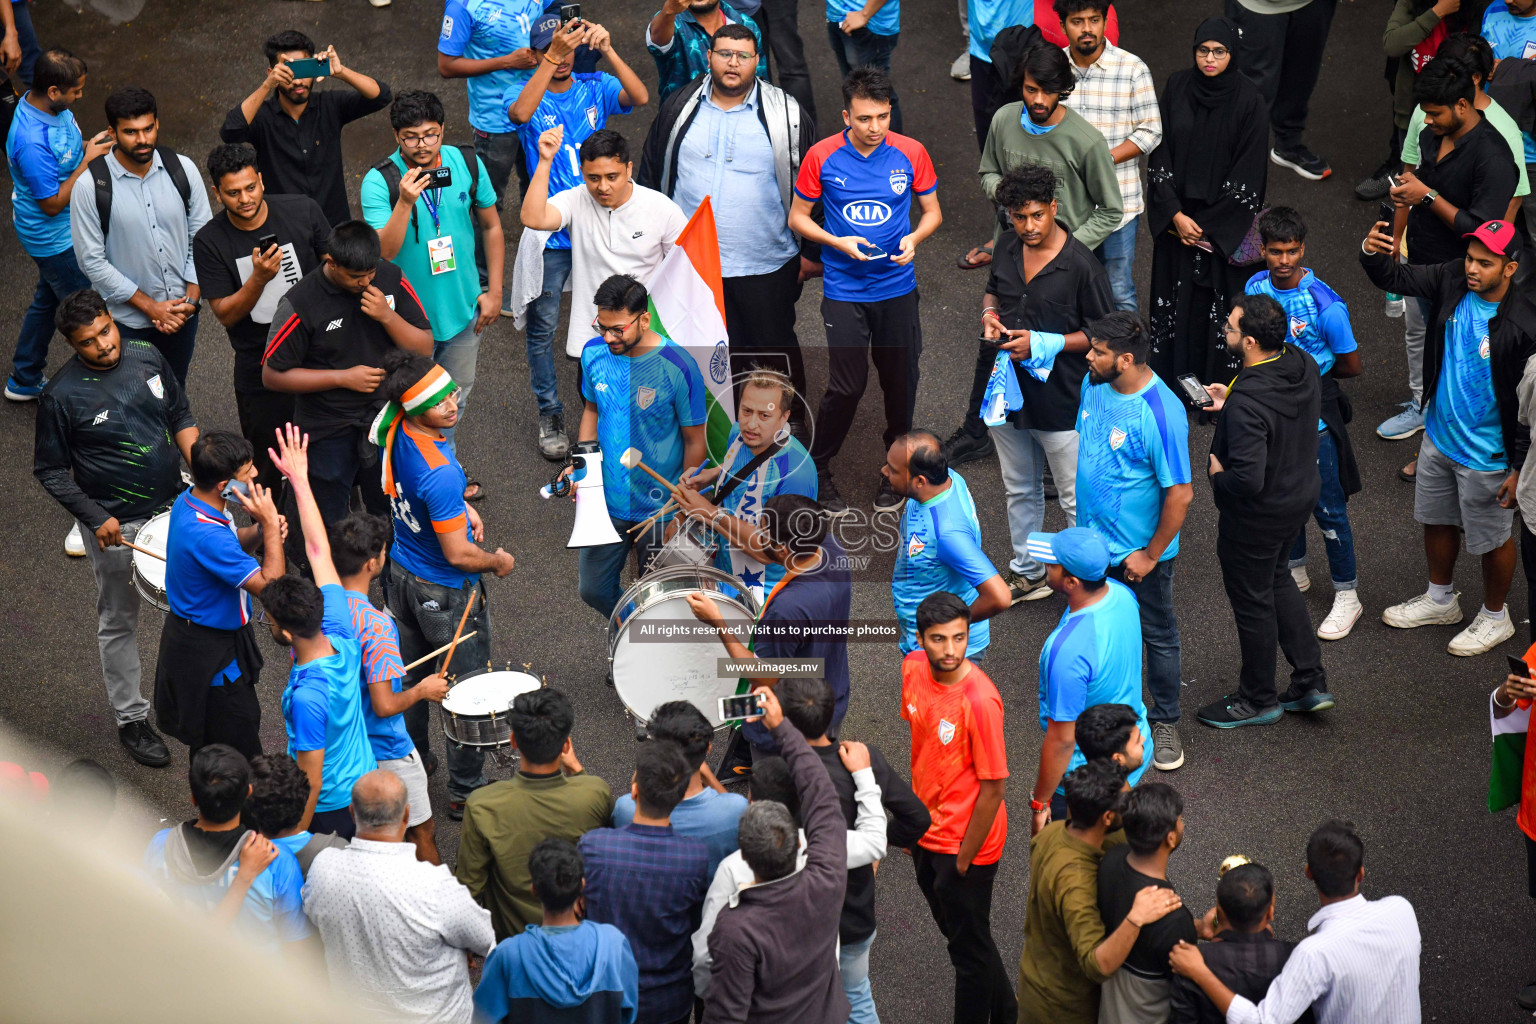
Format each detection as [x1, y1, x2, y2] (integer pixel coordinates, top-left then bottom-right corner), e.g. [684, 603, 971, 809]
[1377, 400, 1424, 440]
[1196, 695, 1284, 729]
[1279, 685, 1336, 713]
[4, 376, 47, 401]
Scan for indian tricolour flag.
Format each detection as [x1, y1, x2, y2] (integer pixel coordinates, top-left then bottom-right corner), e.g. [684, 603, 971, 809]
[647, 197, 735, 463]
[1491, 687, 1531, 813]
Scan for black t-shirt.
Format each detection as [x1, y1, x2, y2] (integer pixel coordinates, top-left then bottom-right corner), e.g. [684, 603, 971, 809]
[1096, 844, 1198, 979]
[193, 195, 331, 394]
[180, 821, 247, 874]
[262, 260, 431, 439]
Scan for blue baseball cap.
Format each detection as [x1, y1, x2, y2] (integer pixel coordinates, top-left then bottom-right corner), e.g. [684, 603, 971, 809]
[531, 12, 562, 49]
[1025, 527, 1110, 582]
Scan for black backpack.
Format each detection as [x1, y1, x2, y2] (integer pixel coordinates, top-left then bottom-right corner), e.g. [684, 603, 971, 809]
[371, 144, 481, 242]
[88, 146, 193, 239]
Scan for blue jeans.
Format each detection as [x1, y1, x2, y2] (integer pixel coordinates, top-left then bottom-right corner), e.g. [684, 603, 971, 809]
[118, 314, 199, 387]
[1108, 557, 1183, 724]
[523, 246, 571, 417]
[474, 128, 524, 295]
[825, 23, 902, 134]
[12, 248, 90, 387]
[433, 320, 481, 457]
[1289, 429, 1357, 589]
[577, 514, 667, 618]
[1093, 217, 1139, 312]
[840, 931, 880, 1024]
[12, 0, 39, 85]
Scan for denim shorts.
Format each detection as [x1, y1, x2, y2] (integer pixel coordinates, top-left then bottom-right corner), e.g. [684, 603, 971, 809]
[1414, 432, 1514, 554]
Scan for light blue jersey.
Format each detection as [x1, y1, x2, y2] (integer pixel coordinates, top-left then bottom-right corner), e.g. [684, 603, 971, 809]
[1484, 1, 1536, 162]
[512, 72, 632, 251]
[1038, 578, 1150, 793]
[827, 0, 899, 36]
[580, 337, 708, 521]
[1076, 373, 1191, 564]
[711, 424, 817, 592]
[439, 0, 544, 134]
[894, 470, 998, 656]
[1246, 269, 1356, 430]
[6, 95, 83, 257]
[1427, 292, 1505, 472]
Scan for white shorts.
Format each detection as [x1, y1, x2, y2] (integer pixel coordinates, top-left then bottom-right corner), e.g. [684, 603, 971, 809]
[379, 749, 433, 827]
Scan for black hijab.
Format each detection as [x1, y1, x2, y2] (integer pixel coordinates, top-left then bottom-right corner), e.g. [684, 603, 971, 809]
[1180, 17, 1244, 203]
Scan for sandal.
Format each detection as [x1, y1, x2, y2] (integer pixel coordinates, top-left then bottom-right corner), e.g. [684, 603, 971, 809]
[463, 480, 485, 502]
[957, 240, 994, 270]
[1399, 456, 1416, 482]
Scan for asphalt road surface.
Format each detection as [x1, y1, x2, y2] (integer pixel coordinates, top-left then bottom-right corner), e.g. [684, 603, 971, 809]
[1, 0, 1524, 1018]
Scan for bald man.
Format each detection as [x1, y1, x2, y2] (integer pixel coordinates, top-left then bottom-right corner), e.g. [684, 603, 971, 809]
[304, 770, 494, 1022]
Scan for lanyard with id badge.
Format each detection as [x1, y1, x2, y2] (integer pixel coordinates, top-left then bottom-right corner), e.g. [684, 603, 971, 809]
[422, 187, 457, 276]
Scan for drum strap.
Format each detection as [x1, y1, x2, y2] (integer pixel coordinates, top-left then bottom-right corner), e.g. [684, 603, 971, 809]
[710, 439, 786, 507]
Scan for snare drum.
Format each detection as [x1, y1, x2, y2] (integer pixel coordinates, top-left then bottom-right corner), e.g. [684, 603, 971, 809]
[608, 565, 758, 728]
[645, 515, 720, 573]
[132, 512, 172, 612]
[440, 669, 542, 748]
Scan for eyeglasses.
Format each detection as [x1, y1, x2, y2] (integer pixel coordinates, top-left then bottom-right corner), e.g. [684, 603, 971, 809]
[711, 49, 757, 64]
[592, 312, 642, 339]
[1195, 46, 1230, 59]
[399, 132, 441, 148]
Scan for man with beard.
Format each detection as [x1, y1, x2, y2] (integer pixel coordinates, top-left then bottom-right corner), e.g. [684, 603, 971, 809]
[222, 31, 390, 228]
[1076, 311, 1192, 771]
[647, 0, 767, 101]
[193, 143, 331, 494]
[70, 86, 212, 387]
[948, 43, 1121, 467]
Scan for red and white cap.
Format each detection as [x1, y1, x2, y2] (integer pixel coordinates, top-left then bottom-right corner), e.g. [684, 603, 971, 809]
[1463, 219, 1519, 257]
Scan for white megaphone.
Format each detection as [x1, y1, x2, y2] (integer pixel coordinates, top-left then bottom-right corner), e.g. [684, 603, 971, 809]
[563, 443, 622, 548]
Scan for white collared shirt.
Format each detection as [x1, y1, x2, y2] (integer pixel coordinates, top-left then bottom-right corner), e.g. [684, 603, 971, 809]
[302, 838, 495, 1024]
[1226, 893, 1421, 1024]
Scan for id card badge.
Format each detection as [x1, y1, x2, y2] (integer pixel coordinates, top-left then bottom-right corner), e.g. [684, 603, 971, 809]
[428, 235, 457, 275]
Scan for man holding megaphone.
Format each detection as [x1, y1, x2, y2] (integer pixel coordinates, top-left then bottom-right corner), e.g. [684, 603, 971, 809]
[561, 273, 708, 617]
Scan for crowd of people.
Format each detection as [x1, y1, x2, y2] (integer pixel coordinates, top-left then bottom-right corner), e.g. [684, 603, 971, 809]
[28, 0, 1536, 1018]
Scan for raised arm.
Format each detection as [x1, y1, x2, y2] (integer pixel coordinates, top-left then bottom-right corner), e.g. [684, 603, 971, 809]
[520, 126, 567, 231]
[269, 423, 339, 587]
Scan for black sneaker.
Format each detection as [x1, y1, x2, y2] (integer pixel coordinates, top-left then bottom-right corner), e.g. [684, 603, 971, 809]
[1002, 568, 1052, 604]
[119, 720, 171, 767]
[1270, 146, 1331, 181]
[818, 471, 851, 517]
[1518, 981, 1536, 1011]
[1279, 684, 1336, 713]
[941, 425, 995, 465]
[1354, 160, 1396, 201]
[1196, 695, 1284, 729]
[537, 413, 570, 461]
[874, 475, 905, 512]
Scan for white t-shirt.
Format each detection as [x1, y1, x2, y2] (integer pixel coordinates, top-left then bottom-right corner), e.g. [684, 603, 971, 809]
[549, 181, 689, 356]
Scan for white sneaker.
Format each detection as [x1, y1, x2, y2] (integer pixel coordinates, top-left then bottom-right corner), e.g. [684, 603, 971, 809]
[1448, 609, 1516, 656]
[1382, 592, 1462, 629]
[1317, 590, 1362, 641]
[369, 0, 392, 7]
[1290, 566, 1310, 593]
[65, 523, 86, 557]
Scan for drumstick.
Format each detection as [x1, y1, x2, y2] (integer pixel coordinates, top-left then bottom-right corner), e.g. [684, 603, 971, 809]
[120, 539, 166, 561]
[620, 447, 686, 501]
[628, 480, 716, 534]
[438, 590, 479, 677]
[402, 631, 478, 673]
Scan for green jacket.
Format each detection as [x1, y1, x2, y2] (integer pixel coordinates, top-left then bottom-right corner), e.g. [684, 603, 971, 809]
[979, 102, 1124, 251]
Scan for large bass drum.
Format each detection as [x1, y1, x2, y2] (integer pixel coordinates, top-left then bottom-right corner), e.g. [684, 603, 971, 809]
[608, 565, 758, 728]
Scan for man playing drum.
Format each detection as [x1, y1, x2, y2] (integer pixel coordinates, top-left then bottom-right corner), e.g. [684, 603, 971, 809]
[684, 494, 852, 778]
[373, 351, 515, 821]
[34, 289, 198, 768]
[676, 367, 817, 606]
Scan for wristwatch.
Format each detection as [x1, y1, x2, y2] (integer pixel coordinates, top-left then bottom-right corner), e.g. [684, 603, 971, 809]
[1030, 797, 1049, 813]
[1419, 189, 1439, 207]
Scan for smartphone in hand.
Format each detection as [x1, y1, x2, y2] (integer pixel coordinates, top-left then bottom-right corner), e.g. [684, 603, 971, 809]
[856, 241, 888, 259]
[1176, 373, 1215, 408]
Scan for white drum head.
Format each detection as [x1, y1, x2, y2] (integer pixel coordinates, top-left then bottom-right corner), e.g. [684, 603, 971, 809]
[133, 512, 171, 589]
[442, 671, 541, 715]
[611, 595, 755, 727]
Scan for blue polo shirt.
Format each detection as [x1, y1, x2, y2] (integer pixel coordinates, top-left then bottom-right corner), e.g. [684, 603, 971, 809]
[794, 129, 938, 303]
[389, 422, 477, 590]
[512, 72, 631, 251]
[6, 94, 84, 257]
[893, 471, 997, 657]
[1428, 291, 1505, 472]
[281, 584, 377, 814]
[439, 0, 545, 134]
[1037, 579, 1150, 792]
[580, 337, 709, 521]
[1075, 373, 1191, 564]
[345, 588, 414, 762]
[1484, 1, 1536, 161]
[166, 490, 259, 631]
[1246, 269, 1356, 430]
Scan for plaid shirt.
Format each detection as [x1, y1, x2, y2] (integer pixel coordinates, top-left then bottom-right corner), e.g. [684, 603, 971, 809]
[580, 823, 711, 1024]
[645, 5, 768, 101]
[1062, 43, 1162, 224]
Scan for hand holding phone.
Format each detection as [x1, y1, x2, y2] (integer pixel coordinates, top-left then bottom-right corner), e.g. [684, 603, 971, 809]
[718, 693, 763, 723]
[284, 56, 331, 80]
[856, 241, 888, 259]
[1176, 373, 1215, 408]
[560, 3, 582, 23]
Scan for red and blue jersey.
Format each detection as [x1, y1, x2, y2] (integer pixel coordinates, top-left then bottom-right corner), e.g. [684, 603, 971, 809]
[794, 130, 937, 303]
[344, 589, 414, 762]
[388, 423, 476, 589]
[166, 490, 259, 631]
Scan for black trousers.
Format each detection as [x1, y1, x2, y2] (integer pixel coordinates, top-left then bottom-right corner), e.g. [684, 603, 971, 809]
[1520, 519, 1536, 647]
[1226, 0, 1338, 150]
[971, 56, 1006, 153]
[913, 847, 1017, 1024]
[755, 0, 817, 124]
[235, 389, 296, 496]
[723, 256, 807, 408]
[809, 290, 921, 472]
[1216, 523, 1326, 710]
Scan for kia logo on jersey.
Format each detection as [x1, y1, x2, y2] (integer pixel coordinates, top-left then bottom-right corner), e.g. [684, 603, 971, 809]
[842, 200, 892, 227]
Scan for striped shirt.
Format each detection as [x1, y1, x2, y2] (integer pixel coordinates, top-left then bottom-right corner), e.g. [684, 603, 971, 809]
[1227, 893, 1421, 1024]
[1061, 43, 1162, 224]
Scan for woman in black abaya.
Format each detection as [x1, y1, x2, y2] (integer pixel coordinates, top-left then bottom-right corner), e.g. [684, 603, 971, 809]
[1147, 17, 1269, 386]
